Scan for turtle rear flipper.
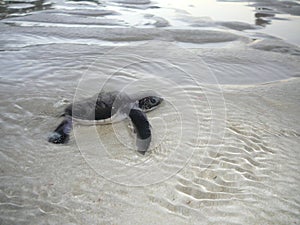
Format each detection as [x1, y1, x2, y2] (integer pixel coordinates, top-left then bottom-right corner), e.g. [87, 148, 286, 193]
[129, 108, 151, 154]
[48, 117, 72, 144]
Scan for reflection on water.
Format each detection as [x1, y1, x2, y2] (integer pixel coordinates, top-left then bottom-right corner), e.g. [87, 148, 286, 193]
[255, 17, 271, 27]
[0, 0, 52, 19]
[217, 0, 300, 16]
[218, 0, 300, 25]
[1, 0, 300, 40]
[217, 0, 300, 45]
[254, 7, 275, 27]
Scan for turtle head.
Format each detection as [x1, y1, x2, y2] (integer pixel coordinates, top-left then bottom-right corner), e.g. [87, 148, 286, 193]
[138, 96, 163, 112]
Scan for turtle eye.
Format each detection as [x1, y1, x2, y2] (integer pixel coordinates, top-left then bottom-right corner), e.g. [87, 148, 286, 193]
[150, 98, 157, 104]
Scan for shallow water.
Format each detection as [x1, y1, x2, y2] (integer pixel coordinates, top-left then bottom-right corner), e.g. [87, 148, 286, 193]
[0, 0, 300, 224]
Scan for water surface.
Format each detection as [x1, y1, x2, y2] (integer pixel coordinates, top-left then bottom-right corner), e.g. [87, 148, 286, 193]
[0, 0, 299, 224]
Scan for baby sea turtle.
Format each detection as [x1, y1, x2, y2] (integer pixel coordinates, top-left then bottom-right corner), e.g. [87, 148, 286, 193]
[48, 91, 163, 154]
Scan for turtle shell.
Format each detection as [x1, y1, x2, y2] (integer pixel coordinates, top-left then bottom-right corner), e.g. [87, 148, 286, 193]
[64, 91, 135, 125]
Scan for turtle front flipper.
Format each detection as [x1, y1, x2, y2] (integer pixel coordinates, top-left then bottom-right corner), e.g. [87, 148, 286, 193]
[129, 108, 151, 155]
[48, 116, 72, 144]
